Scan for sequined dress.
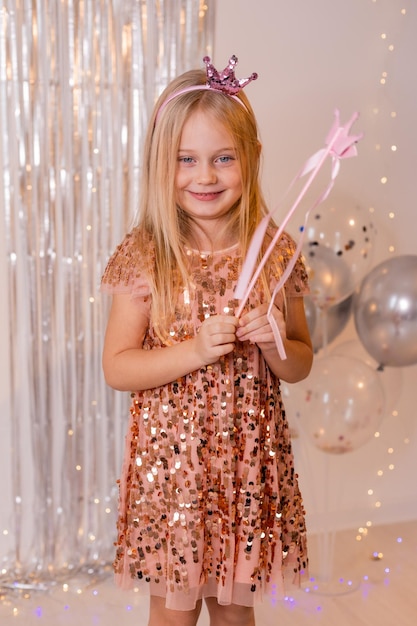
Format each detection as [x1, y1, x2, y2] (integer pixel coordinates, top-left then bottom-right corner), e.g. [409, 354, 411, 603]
[101, 227, 309, 610]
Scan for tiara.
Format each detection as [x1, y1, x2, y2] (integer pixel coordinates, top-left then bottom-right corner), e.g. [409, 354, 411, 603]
[155, 55, 258, 122]
[203, 55, 258, 95]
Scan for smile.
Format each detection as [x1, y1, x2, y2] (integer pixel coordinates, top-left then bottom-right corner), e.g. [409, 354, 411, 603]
[188, 190, 223, 201]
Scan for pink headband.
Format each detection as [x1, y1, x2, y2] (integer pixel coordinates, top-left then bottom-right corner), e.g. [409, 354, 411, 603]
[155, 55, 258, 122]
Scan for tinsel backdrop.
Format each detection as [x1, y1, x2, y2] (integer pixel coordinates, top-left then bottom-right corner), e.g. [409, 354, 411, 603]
[0, 0, 215, 590]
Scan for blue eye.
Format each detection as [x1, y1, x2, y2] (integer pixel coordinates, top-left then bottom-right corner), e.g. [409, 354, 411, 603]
[178, 156, 194, 164]
[218, 155, 232, 163]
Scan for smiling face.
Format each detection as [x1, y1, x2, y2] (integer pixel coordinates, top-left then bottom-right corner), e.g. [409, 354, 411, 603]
[175, 109, 243, 244]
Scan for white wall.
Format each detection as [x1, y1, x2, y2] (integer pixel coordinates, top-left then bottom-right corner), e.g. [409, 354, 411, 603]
[215, 0, 417, 532]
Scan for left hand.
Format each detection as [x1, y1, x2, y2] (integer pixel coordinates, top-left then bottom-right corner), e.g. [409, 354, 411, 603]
[236, 302, 286, 348]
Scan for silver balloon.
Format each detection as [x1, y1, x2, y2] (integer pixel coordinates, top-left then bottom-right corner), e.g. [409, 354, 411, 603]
[306, 294, 353, 353]
[354, 255, 417, 367]
[304, 295, 317, 337]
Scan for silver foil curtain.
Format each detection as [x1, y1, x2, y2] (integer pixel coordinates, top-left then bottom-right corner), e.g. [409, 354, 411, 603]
[0, 0, 215, 591]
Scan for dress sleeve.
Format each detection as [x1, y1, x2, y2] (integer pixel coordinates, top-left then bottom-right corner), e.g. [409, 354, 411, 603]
[268, 230, 310, 297]
[100, 231, 152, 305]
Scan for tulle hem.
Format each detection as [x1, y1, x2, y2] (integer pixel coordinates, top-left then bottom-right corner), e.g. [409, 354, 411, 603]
[114, 563, 308, 611]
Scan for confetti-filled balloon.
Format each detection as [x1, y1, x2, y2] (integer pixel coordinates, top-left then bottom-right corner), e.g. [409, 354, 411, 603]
[330, 339, 403, 415]
[303, 245, 353, 309]
[303, 198, 376, 308]
[283, 355, 385, 454]
[354, 255, 417, 367]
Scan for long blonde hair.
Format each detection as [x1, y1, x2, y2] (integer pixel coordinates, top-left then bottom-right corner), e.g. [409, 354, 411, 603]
[135, 69, 269, 343]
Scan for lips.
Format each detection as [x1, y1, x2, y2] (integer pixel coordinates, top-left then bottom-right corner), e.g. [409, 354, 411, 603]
[188, 190, 223, 201]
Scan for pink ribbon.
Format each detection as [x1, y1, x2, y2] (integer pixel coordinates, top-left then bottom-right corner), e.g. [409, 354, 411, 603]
[235, 109, 364, 360]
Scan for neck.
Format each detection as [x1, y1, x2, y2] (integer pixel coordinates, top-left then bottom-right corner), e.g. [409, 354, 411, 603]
[186, 223, 237, 252]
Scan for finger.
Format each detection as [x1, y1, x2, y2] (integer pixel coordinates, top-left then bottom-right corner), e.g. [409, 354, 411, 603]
[239, 303, 269, 322]
[211, 331, 237, 346]
[204, 315, 238, 330]
[208, 322, 238, 337]
[250, 332, 275, 344]
[236, 317, 267, 338]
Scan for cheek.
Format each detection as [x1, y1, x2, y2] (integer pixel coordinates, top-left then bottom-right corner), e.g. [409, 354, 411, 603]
[175, 171, 185, 191]
[228, 166, 243, 188]
[231, 173, 243, 193]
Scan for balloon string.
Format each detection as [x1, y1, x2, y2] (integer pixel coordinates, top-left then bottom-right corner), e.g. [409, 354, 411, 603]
[235, 110, 363, 360]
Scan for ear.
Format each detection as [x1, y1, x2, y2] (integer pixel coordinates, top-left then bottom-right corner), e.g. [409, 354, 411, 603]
[257, 140, 262, 156]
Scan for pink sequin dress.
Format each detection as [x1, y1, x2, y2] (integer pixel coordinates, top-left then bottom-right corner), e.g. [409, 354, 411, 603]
[101, 226, 309, 610]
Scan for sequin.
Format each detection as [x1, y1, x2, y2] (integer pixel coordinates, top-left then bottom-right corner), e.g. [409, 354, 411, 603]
[101, 226, 310, 609]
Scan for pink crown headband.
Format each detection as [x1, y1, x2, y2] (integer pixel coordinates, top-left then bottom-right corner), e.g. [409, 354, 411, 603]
[155, 55, 258, 122]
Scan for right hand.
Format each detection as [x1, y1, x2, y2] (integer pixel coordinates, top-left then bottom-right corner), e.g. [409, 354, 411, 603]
[193, 314, 238, 365]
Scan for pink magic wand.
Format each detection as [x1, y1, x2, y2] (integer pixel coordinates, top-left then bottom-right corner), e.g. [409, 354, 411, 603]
[235, 109, 364, 359]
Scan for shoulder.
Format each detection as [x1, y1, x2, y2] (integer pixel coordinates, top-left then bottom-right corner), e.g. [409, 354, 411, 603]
[101, 227, 154, 296]
[264, 225, 297, 262]
[264, 225, 309, 294]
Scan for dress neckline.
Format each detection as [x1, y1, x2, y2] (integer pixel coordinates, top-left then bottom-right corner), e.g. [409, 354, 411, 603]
[185, 242, 239, 256]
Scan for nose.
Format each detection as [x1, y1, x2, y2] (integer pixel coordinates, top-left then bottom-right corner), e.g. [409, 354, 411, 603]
[196, 162, 217, 185]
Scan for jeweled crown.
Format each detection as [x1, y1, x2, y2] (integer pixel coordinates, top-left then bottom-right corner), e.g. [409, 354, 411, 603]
[154, 55, 258, 123]
[203, 55, 258, 95]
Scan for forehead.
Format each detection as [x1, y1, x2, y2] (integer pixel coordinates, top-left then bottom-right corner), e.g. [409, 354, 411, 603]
[179, 108, 234, 147]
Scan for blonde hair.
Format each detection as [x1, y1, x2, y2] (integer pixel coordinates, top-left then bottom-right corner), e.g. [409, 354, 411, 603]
[135, 69, 269, 344]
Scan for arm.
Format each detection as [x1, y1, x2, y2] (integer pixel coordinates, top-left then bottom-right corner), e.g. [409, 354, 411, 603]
[236, 296, 313, 383]
[102, 294, 239, 392]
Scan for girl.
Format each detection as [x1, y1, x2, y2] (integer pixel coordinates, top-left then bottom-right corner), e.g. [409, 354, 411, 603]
[101, 56, 313, 626]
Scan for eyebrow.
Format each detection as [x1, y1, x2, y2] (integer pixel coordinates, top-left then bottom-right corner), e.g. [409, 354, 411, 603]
[177, 147, 236, 152]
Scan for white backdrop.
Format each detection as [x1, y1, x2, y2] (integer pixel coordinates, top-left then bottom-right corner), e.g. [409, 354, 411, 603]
[215, 0, 417, 533]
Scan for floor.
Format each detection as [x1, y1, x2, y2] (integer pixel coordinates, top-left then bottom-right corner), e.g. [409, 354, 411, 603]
[1, 520, 416, 625]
